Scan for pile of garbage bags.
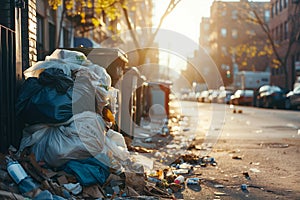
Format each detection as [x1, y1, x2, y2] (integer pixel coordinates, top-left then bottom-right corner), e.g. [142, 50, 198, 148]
[10, 49, 141, 199]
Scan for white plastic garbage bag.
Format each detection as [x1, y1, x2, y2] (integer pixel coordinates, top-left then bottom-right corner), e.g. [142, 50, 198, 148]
[23, 49, 91, 79]
[19, 111, 107, 167]
[105, 129, 130, 161]
[73, 67, 111, 114]
[19, 111, 130, 167]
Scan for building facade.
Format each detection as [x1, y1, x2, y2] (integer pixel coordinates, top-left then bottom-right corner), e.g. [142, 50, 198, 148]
[206, 0, 270, 86]
[269, 0, 300, 89]
[199, 17, 211, 52]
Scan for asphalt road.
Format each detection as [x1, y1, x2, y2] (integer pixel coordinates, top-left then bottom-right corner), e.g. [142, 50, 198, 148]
[154, 100, 300, 200]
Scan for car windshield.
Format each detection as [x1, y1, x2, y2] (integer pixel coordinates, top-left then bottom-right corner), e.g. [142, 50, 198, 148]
[259, 85, 281, 93]
[244, 90, 254, 96]
[270, 86, 281, 92]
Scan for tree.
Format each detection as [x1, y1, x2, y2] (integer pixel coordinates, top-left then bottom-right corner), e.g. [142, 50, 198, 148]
[48, 0, 126, 47]
[48, 0, 182, 66]
[227, 2, 273, 72]
[240, 1, 300, 89]
[120, 0, 181, 65]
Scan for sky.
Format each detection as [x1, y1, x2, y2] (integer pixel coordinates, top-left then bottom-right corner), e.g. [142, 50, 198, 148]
[151, 0, 270, 75]
[153, 0, 214, 43]
[153, 0, 270, 44]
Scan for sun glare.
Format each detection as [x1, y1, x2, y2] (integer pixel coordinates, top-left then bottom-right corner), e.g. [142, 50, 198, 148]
[153, 0, 214, 43]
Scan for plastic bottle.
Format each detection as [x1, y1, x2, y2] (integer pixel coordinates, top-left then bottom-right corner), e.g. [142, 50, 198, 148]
[174, 175, 185, 184]
[6, 156, 28, 184]
[187, 177, 200, 185]
[6, 156, 39, 194]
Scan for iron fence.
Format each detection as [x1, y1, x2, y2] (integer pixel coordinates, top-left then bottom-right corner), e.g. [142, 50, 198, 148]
[0, 25, 21, 153]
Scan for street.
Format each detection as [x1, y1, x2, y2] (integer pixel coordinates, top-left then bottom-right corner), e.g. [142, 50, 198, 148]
[148, 100, 300, 200]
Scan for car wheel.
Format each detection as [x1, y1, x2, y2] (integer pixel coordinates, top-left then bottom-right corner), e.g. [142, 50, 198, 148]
[256, 98, 262, 107]
[284, 99, 291, 110]
[263, 98, 271, 108]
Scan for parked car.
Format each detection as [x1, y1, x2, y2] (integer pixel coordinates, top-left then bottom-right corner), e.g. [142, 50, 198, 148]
[285, 85, 300, 110]
[198, 90, 210, 103]
[207, 90, 220, 103]
[230, 89, 254, 106]
[256, 85, 287, 109]
[217, 90, 233, 104]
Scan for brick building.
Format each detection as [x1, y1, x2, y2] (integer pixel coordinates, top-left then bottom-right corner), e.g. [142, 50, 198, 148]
[207, 0, 270, 86]
[269, 0, 300, 89]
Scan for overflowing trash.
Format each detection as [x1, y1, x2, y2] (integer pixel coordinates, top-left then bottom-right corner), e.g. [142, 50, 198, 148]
[0, 48, 285, 199]
[0, 49, 177, 199]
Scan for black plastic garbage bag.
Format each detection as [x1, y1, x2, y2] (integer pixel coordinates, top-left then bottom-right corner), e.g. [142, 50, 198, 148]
[16, 68, 95, 124]
[38, 68, 74, 93]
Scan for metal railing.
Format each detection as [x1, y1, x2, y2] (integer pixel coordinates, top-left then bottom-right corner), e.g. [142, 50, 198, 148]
[0, 24, 20, 153]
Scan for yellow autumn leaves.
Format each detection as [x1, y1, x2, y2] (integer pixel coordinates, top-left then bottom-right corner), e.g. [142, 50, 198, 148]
[48, 0, 127, 27]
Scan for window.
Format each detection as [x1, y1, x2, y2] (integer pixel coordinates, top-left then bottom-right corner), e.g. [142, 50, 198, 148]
[63, 28, 70, 47]
[49, 23, 56, 54]
[221, 46, 227, 55]
[284, 21, 288, 40]
[204, 24, 210, 31]
[232, 10, 238, 20]
[280, 23, 283, 41]
[264, 10, 270, 23]
[36, 14, 44, 61]
[276, 1, 280, 14]
[272, 4, 276, 17]
[221, 28, 227, 37]
[249, 11, 255, 19]
[247, 30, 256, 36]
[284, 0, 288, 8]
[232, 29, 238, 39]
[221, 10, 227, 17]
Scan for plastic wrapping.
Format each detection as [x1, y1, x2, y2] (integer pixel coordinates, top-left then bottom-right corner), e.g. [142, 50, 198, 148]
[19, 112, 129, 167]
[23, 49, 90, 79]
[19, 112, 107, 167]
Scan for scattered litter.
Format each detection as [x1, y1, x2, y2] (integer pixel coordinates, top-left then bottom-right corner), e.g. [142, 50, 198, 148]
[214, 184, 224, 188]
[172, 169, 190, 175]
[250, 162, 260, 166]
[174, 175, 185, 184]
[214, 192, 228, 196]
[241, 184, 248, 191]
[232, 155, 243, 160]
[169, 183, 182, 192]
[186, 178, 201, 192]
[249, 168, 261, 173]
[187, 178, 200, 185]
[243, 172, 251, 180]
[63, 183, 82, 195]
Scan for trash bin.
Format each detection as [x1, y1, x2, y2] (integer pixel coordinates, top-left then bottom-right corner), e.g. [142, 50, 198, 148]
[142, 81, 172, 121]
[65, 47, 128, 87]
[119, 67, 146, 136]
